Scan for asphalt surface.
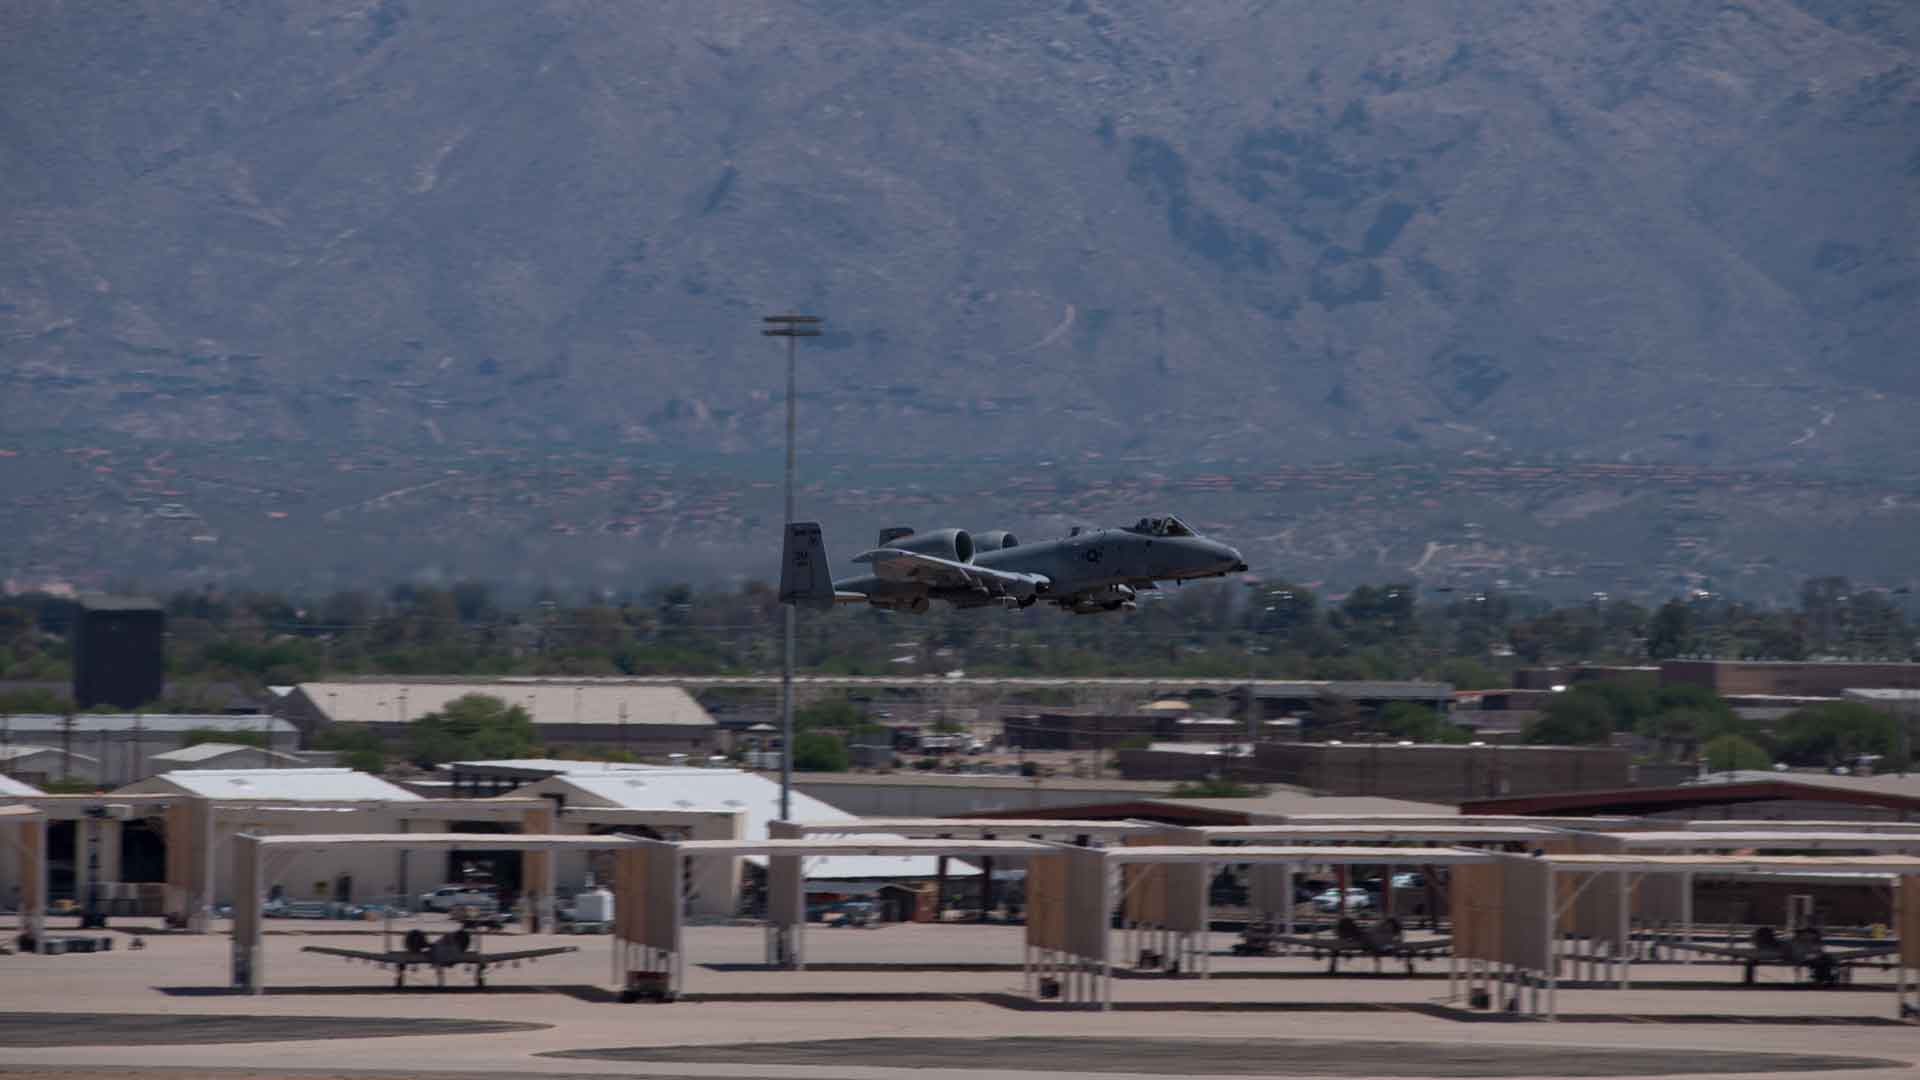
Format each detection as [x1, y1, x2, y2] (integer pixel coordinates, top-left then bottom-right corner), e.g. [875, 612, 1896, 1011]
[544, 1036, 1906, 1076]
[0, 1013, 547, 1047]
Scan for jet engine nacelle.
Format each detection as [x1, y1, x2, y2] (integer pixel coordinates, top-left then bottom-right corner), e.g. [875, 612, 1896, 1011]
[886, 527, 974, 563]
[972, 530, 1019, 552]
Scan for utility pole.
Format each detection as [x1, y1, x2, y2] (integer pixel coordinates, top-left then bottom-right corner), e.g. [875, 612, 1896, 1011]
[1895, 586, 1914, 775]
[764, 313, 822, 821]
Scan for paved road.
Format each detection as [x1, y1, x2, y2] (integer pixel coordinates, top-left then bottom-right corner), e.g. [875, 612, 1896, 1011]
[0, 1013, 545, 1047]
[545, 1036, 1900, 1076]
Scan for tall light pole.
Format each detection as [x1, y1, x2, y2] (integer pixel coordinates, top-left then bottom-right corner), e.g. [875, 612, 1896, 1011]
[764, 313, 822, 821]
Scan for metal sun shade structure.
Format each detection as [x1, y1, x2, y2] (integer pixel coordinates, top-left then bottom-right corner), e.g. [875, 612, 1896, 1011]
[1533, 851, 1920, 1021]
[0, 804, 47, 947]
[764, 312, 822, 826]
[622, 835, 1060, 995]
[230, 832, 649, 994]
[1543, 828, 1920, 976]
[1182, 823, 1575, 956]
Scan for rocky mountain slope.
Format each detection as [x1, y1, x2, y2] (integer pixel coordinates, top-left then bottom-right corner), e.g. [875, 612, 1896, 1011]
[1, 1, 1916, 591]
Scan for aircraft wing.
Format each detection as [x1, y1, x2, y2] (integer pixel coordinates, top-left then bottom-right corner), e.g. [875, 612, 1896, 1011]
[1664, 942, 1759, 961]
[1826, 942, 1900, 962]
[302, 945, 419, 964]
[463, 946, 580, 964]
[1265, 935, 1353, 952]
[850, 548, 1048, 595]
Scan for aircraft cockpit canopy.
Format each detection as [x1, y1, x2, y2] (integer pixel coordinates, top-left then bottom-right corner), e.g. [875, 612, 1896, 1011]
[1132, 515, 1196, 538]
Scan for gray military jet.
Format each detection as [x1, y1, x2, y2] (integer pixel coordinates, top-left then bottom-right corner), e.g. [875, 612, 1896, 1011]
[1666, 925, 1898, 986]
[303, 927, 578, 989]
[1253, 915, 1453, 974]
[780, 516, 1247, 614]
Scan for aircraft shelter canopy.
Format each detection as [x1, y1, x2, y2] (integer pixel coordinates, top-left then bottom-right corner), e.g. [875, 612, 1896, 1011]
[1103, 844, 1498, 866]
[1305, 814, 1641, 829]
[1193, 825, 1567, 844]
[1543, 852, 1920, 875]
[781, 818, 1160, 841]
[680, 837, 1058, 859]
[245, 832, 638, 853]
[1680, 819, 1920, 832]
[1591, 831, 1920, 852]
[232, 831, 649, 993]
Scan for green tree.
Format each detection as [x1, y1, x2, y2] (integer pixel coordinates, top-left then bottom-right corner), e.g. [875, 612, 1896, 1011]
[1525, 693, 1614, 745]
[793, 700, 866, 732]
[1432, 657, 1504, 691]
[792, 732, 849, 772]
[1774, 701, 1899, 769]
[315, 726, 389, 773]
[1646, 600, 1695, 659]
[1702, 734, 1771, 772]
[406, 693, 538, 768]
[1377, 701, 1469, 744]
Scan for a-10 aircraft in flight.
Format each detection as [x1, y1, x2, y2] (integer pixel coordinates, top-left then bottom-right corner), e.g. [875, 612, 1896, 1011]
[780, 515, 1247, 614]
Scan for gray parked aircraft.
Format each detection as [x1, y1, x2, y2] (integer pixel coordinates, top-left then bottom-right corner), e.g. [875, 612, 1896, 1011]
[780, 516, 1247, 614]
[304, 928, 578, 989]
[1666, 925, 1898, 986]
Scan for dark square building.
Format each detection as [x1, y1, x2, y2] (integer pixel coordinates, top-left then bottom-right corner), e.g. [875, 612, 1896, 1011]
[73, 595, 165, 710]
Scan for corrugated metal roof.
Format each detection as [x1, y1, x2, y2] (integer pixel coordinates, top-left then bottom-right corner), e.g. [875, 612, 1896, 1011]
[0, 744, 98, 765]
[295, 682, 714, 728]
[0, 715, 295, 735]
[523, 769, 977, 880]
[0, 774, 43, 796]
[120, 768, 423, 802]
[447, 759, 659, 775]
[150, 742, 301, 765]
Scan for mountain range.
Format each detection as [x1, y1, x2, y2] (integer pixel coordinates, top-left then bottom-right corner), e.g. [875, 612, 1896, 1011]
[2, 1, 1916, 596]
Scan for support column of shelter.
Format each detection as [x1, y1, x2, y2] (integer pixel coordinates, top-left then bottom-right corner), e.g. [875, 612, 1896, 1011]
[614, 842, 683, 1000]
[766, 820, 803, 968]
[1900, 873, 1920, 1022]
[685, 809, 745, 918]
[163, 797, 214, 933]
[1121, 829, 1206, 977]
[96, 818, 122, 910]
[522, 804, 557, 931]
[1, 808, 46, 950]
[1245, 862, 1293, 955]
[1025, 846, 1110, 1008]
[231, 833, 264, 994]
[71, 816, 90, 918]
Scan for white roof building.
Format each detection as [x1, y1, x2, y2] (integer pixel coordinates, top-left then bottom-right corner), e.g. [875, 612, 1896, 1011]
[0, 714, 296, 738]
[116, 768, 424, 802]
[0, 745, 101, 785]
[149, 742, 306, 770]
[511, 766, 977, 882]
[0, 773, 43, 796]
[287, 680, 715, 730]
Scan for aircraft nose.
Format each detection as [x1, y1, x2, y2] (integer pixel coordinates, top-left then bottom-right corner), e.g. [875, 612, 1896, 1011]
[1217, 542, 1247, 573]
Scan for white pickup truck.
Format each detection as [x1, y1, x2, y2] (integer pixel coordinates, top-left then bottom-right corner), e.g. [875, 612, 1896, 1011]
[417, 885, 498, 912]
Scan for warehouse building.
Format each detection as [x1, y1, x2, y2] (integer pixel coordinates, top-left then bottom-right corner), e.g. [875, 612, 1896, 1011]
[0, 714, 298, 789]
[280, 679, 718, 758]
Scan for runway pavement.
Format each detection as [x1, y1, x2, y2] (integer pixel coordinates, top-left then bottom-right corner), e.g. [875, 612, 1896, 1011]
[1, 919, 1916, 1079]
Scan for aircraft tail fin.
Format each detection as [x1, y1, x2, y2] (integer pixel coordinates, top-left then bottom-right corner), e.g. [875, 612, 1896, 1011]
[779, 522, 835, 610]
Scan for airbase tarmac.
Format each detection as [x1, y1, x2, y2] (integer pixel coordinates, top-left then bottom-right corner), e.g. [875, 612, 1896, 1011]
[0, 918, 1916, 1080]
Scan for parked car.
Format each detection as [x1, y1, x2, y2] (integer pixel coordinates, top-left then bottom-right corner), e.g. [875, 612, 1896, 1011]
[418, 885, 497, 912]
[1310, 887, 1374, 913]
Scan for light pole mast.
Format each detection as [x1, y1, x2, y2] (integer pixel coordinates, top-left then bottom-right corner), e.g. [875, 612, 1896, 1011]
[764, 313, 822, 821]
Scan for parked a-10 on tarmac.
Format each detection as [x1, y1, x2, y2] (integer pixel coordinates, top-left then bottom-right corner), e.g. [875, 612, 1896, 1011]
[780, 516, 1247, 614]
